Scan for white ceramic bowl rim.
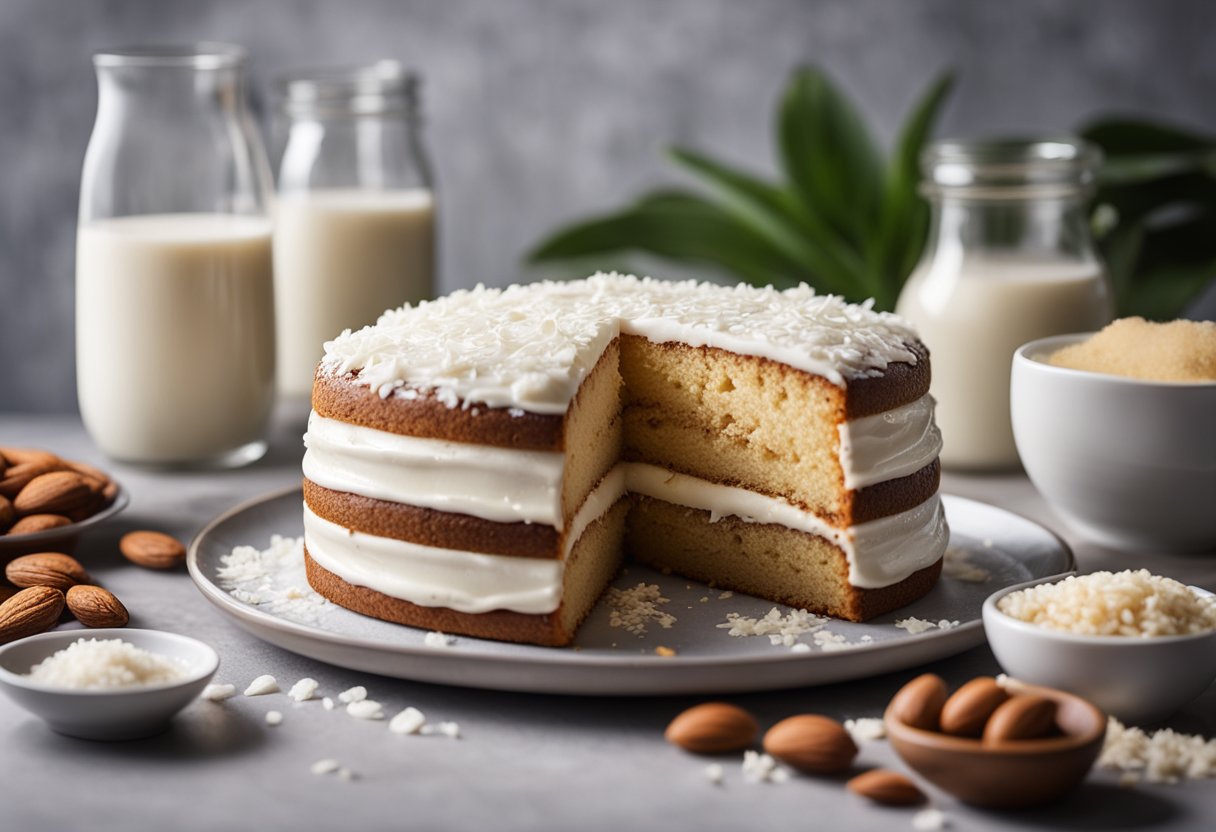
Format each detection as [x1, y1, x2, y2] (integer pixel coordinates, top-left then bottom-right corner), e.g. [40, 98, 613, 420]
[0, 628, 219, 696]
[1015, 333, 1216, 390]
[984, 577, 1216, 647]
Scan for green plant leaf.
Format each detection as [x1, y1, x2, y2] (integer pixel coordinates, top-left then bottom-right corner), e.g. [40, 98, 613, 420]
[527, 189, 810, 288]
[666, 146, 866, 294]
[1080, 118, 1214, 155]
[778, 65, 884, 253]
[870, 70, 955, 308]
[1121, 263, 1216, 319]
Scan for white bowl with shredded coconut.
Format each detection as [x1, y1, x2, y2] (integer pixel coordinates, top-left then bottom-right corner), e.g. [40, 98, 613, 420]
[984, 574, 1216, 723]
[0, 628, 218, 740]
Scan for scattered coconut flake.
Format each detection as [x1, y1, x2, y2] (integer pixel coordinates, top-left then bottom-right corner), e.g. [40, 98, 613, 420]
[310, 759, 340, 776]
[338, 685, 367, 704]
[322, 697, 335, 711]
[218, 536, 332, 623]
[718, 591, 734, 600]
[790, 643, 812, 654]
[265, 710, 283, 726]
[288, 677, 319, 702]
[244, 675, 279, 696]
[346, 700, 384, 720]
[389, 707, 427, 735]
[812, 630, 856, 652]
[338, 767, 357, 782]
[1098, 717, 1216, 783]
[26, 638, 187, 689]
[606, 583, 677, 635]
[423, 631, 455, 648]
[845, 717, 887, 742]
[705, 763, 724, 785]
[912, 807, 950, 830]
[741, 750, 788, 784]
[895, 617, 959, 635]
[942, 547, 991, 583]
[421, 721, 462, 739]
[719, 607, 828, 647]
[200, 683, 237, 702]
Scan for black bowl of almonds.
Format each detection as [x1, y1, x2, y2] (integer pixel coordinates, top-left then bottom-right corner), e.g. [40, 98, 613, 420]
[0, 447, 128, 560]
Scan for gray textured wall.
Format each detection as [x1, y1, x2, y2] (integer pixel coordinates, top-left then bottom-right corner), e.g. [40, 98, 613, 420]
[3, 0, 1215, 412]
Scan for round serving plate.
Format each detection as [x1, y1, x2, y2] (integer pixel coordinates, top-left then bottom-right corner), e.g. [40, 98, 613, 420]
[188, 489, 1073, 696]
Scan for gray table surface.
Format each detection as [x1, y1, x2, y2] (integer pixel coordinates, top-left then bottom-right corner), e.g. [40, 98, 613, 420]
[2, 411, 1214, 832]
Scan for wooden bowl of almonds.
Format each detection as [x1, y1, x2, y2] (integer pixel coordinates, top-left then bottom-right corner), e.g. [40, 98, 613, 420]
[884, 673, 1106, 809]
[0, 447, 128, 560]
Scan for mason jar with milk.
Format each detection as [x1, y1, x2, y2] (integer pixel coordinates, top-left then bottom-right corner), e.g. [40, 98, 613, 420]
[274, 61, 436, 406]
[895, 138, 1114, 470]
[76, 44, 276, 468]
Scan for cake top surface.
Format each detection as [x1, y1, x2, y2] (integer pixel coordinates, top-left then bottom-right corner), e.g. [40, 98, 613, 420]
[321, 273, 922, 414]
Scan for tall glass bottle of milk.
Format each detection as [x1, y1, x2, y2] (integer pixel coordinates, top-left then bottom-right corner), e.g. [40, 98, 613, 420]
[274, 62, 436, 405]
[77, 45, 276, 467]
[895, 138, 1114, 470]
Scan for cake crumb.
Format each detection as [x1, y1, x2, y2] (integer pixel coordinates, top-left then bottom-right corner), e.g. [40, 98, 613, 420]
[244, 675, 279, 696]
[844, 717, 887, 742]
[265, 710, 283, 726]
[705, 763, 724, 785]
[607, 583, 677, 635]
[200, 683, 237, 702]
[288, 677, 319, 702]
[654, 645, 678, 657]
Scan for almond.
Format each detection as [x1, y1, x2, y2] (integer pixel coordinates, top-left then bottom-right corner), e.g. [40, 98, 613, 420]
[847, 769, 925, 805]
[0, 447, 62, 468]
[0, 462, 54, 499]
[64, 459, 111, 486]
[0, 450, 7, 477]
[13, 471, 91, 516]
[119, 530, 187, 570]
[5, 552, 91, 591]
[887, 673, 949, 731]
[0, 585, 65, 644]
[940, 676, 1010, 737]
[66, 585, 129, 628]
[982, 694, 1058, 745]
[0, 493, 14, 531]
[7, 514, 73, 535]
[763, 714, 858, 773]
[664, 702, 759, 753]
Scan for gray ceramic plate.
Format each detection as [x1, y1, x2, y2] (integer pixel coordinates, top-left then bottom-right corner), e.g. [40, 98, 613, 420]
[187, 489, 1073, 696]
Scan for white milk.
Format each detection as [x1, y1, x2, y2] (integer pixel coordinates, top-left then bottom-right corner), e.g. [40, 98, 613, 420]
[896, 255, 1112, 469]
[76, 214, 276, 464]
[273, 188, 435, 398]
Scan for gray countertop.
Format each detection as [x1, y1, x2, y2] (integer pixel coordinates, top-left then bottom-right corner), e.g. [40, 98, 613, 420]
[2, 411, 1214, 832]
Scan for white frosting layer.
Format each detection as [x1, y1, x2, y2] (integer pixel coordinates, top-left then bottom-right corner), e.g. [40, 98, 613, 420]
[838, 395, 943, 490]
[321, 273, 921, 413]
[304, 461, 947, 614]
[303, 413, 565, 527]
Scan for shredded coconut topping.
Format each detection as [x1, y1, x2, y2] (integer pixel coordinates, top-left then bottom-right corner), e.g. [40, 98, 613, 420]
[1099, 717, 1216, 783]
[321, 274, 921, 413]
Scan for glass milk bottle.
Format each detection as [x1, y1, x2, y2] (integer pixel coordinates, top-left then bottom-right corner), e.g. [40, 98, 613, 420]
[895, 138, 1114, 470]
[274, 61, 436, 404]
[77, 44, 276, 467]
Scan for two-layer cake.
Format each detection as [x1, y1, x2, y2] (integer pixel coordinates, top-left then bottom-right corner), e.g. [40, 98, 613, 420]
[301, 274, 947, 646]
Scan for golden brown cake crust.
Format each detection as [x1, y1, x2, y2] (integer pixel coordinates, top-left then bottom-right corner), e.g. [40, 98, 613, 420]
[304, 549, 573, 646]
[304, 479, 562, 559]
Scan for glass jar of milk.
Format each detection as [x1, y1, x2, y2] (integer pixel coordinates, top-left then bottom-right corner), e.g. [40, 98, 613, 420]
[895, 138, 1114, 470]
[274, 61, 436, 404]
[77, 44, 276, 468]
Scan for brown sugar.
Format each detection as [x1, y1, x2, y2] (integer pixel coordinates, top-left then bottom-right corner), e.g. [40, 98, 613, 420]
[1047, 317, 1216, 382]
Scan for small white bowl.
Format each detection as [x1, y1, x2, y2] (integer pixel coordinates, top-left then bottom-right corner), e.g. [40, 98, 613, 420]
[0, 628, 218, 740]
[983, 579, 1216, 724]
[1011, 334, 1216, 552]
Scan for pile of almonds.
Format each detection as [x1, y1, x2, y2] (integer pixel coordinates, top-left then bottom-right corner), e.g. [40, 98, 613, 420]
[889, 673, 1059, 744]
[0, 447, 118, 536]
[0, 552, 129, 644]
[665, 702, 923, 806]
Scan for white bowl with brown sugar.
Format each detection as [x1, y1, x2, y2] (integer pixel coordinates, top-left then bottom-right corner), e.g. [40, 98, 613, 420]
[1011, 318, 1216, 552]
[983, 571, 1216, 723]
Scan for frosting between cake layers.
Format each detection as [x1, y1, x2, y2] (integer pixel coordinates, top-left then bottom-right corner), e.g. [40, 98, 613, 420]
[838, 395, 943, 489]
[302, 462, 947, 615]
[320, 274, 921, 413]
[303, 406, 939, 531]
